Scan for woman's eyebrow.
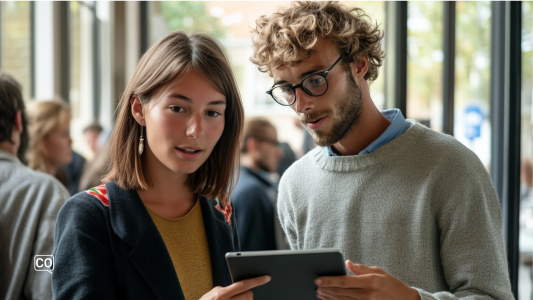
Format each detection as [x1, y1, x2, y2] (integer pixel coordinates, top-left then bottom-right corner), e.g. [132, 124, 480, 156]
[169, 94, 226, 105]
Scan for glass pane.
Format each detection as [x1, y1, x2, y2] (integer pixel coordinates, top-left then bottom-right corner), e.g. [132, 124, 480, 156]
[1, 1, 31, 102]
[453, 1, 491, 167]
[520, 2, 533, 299]
[406, 1, 443, 131]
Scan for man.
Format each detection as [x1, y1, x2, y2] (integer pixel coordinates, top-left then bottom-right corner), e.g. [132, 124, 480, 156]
[250, 2, 513, 299]
[232, 118, 286, 251]
[0, 72, 69, 300]
[83, 122, 103, 156]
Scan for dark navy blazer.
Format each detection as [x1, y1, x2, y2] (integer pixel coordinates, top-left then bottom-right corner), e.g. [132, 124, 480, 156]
[52, 182, 239, 300]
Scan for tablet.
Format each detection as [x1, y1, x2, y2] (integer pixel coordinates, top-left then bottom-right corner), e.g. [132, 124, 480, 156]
[225, 249, 345, 300]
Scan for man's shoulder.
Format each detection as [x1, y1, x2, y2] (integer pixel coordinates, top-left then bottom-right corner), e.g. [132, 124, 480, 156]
[407, 123, 484, 165]
[0, 161, 69, 200]
[233, 173, 271, 204]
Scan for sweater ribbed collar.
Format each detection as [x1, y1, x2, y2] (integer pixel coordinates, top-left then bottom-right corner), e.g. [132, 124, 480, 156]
[313, 120, 422, 172]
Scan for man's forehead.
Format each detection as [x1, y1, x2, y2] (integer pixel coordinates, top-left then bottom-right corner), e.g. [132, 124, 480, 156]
[271, 48, 338, 82]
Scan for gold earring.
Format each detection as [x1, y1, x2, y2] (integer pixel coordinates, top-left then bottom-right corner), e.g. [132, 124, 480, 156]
[138, 125, 144, 155]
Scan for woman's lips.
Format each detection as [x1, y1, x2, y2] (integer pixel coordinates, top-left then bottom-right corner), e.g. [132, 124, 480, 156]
[175, 147, 204, 160]
[307, 116, 326, 130]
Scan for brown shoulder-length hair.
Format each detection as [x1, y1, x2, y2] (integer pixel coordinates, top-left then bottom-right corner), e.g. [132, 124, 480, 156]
[103, 30, 244, 206]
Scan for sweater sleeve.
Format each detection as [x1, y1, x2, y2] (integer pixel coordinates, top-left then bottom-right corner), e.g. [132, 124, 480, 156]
[415, 155, 514, 299]
[52, 196, 118, 300]
[277, 176, 298, 250]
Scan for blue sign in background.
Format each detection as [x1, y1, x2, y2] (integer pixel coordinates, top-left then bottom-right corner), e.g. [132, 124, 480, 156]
[464, 105, 484, 141]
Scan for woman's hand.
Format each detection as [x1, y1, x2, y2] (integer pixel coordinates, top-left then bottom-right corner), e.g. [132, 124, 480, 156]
[200, 275, 271, 300]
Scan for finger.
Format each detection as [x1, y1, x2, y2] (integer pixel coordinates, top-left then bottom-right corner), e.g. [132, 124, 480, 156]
[230, 290, 253, 300]
[346, 261, 383, 276]
[315, 274, 377, 288]
[226, 276, 271, 296]
[317, 288, 355, 300]
[318, 286, 362, 298]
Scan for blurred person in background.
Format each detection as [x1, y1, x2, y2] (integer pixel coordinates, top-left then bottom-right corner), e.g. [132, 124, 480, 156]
[83, 122, 103, 156]
[232, 118, 288, 251]
[78, 122, 109, 192]
[26, 99, 73, 187]
[0, 71, 69, 300]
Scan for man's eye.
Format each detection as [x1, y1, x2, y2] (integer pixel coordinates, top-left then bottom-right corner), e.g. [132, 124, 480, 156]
[170, 106, 184, 113]
[308, 76, 324, 86]
[207, 111, 221, 117]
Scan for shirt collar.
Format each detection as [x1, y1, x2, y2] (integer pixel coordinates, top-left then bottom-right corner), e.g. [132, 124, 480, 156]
[324, 108, 408, 156]
[0, 149, 22, 164]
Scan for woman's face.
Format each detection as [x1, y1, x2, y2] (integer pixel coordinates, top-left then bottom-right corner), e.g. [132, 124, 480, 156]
[42, 121, 72, 168]
[141, 69, 226, 176]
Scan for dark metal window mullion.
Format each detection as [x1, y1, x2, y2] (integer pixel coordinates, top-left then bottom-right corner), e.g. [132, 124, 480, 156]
[92, 1, 100, 120]
[0, 3, 3, 70]
[395, 1, 408, 117]
[490, 1, 521, 297]
[30, 2, 35, 99]
[60, 1, 70, 103]
[442, 2, 455, 135]
[502, 2, 521, 297]
[140, 1, 148, 57]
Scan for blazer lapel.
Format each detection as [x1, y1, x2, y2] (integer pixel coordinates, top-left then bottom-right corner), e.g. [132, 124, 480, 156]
[200, 197, 235, 287]
[106, 183, 184, 300]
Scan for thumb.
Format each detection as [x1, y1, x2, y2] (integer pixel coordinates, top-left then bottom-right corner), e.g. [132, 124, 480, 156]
[346, 260, 375, 275]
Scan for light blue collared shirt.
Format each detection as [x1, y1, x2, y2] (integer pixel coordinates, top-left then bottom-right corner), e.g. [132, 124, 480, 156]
[324, 108, 412, 156]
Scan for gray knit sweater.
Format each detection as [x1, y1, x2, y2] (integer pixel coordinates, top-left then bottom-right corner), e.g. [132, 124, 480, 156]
[277, 121, 514, 299]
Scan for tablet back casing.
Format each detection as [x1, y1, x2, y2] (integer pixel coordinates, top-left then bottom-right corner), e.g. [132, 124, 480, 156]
[226, 250, 346, 300]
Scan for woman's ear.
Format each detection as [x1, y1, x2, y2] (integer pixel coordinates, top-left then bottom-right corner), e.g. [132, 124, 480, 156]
[131, 95, 146, 126]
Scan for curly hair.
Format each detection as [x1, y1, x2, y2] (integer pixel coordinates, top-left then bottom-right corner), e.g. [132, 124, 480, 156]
[250, 1, 385, 82]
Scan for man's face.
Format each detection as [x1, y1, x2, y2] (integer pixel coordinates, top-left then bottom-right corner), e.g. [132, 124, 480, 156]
[270, 40, 363, 146]
[252, 126, 283, 173]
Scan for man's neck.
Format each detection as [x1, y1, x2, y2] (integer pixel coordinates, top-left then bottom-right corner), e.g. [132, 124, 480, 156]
[241, 155, 260, 172]
[0, 141, 17, 157]
[331, 99, 391, 156]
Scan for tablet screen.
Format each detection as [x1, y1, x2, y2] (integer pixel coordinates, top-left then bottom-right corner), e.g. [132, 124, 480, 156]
[226, 249, 346, 300]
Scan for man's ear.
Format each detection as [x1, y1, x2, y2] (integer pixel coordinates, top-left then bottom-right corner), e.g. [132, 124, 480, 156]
[13, 111, 23, 133]
[349, 55, 369, 80]
[131, 95, 146, 126]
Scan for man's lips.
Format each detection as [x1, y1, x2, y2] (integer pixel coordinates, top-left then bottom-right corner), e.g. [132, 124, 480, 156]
[306, 116, 327, 130]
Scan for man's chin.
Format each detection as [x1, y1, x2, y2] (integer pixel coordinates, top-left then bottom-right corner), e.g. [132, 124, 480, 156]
[309, 129, 338, 147]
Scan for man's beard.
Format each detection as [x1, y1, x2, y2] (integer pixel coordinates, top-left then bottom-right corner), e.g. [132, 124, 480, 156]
[301, 71, 363, 147]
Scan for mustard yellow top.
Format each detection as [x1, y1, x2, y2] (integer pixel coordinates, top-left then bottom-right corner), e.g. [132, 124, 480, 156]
[146, 199, 213, 300]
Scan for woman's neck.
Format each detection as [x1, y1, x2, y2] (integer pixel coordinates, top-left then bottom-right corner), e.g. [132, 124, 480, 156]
[136, 147, 196, 218]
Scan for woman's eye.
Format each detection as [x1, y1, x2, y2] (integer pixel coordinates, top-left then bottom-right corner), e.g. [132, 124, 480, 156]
[170, 106, 184, 113]
[206, 111, 221, 117]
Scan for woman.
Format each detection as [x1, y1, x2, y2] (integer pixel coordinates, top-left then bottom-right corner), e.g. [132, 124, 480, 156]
[26, 99, 72, 188]
[52, 31, 270, 300]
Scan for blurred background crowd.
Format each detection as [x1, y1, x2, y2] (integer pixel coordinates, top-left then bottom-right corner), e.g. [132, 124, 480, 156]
[0, 1, 533, 299]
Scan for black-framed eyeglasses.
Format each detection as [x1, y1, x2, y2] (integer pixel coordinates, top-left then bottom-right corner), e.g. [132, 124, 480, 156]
[266, 54, 344, 106]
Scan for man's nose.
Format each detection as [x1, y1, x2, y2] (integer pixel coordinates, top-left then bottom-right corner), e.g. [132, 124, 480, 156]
[293, 88, 313, 114]
[185, 114, 204, 138]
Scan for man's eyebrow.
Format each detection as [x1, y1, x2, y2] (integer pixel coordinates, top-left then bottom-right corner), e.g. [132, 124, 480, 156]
[272, 65, 328, 86]
[168, 94, 226, 105]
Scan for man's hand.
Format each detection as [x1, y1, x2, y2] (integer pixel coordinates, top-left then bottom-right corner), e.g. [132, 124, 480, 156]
[315, 260, 421, 300]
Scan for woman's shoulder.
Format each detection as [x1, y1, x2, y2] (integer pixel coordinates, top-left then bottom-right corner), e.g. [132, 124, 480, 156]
[200, 196, 234, 226]
[58, 183, 115, 226]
